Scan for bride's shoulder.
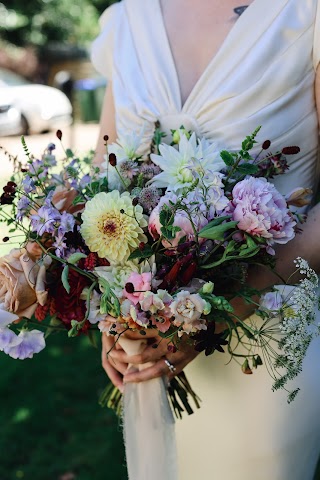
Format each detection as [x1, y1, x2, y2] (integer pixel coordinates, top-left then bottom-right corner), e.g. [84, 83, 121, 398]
[98, 1, 124, 28]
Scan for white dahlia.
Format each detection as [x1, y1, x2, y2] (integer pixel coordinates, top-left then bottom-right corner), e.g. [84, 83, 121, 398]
[81, 191, 147, 263]
[150, 132, 224, 193]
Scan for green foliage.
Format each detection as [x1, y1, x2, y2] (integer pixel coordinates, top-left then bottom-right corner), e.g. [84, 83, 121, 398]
[128, 244, 153, 261]
[0, 334, 126, 480]
[159, 204, 181, 240]
[0, 0, 121, 49]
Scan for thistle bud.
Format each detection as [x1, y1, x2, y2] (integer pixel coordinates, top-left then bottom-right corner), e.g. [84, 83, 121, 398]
[132, 197, 139, 206]
[109, 153, 117, 167]
[56, 129, 62, 140]
[2, 237, 9, 242]
[103, 134, 109, 142]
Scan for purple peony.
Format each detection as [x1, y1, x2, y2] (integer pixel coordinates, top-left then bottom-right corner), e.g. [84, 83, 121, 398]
[226, 177, 296, 245]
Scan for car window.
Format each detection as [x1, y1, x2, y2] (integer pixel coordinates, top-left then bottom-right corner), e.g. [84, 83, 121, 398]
[0, 68, 29, 86]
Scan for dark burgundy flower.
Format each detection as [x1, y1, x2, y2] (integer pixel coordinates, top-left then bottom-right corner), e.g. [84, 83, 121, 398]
[194, 322, 228, 356]
[52, 268, 91, 333]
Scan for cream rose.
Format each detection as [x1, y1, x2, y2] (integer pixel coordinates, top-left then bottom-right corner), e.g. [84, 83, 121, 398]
[0, 248, 51, 318]
[170, 290, 207, 335]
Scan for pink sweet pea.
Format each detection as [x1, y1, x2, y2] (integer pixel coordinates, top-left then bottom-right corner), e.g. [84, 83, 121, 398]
[123, 272, 152, 305]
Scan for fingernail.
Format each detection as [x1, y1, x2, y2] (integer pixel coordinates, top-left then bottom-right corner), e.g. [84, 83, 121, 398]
[119, 385, 124, 394]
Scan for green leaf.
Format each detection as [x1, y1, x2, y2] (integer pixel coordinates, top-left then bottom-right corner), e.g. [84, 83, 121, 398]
[68, 253, 87, 265]
[61, 265, 70, 294]
[198, 221, 238, 240]
[220, 150, 235, 166]
[72, 195, 85, 205]
[198, 216, 231, 233]
[65, 148, 74, 158]
[159, 205, 174, 226]
[128, 244, 153, 260]
[237, 163, 259, 175]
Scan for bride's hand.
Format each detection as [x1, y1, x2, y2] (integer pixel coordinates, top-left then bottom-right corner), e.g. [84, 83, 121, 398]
[101, 332, 128, 393]
[108, 330, 199, 384]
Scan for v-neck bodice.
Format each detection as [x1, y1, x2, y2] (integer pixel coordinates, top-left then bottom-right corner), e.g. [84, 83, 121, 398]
[91, 0, 320, 197]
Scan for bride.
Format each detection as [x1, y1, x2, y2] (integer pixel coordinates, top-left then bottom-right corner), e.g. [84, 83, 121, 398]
[91, 0, 320, 478]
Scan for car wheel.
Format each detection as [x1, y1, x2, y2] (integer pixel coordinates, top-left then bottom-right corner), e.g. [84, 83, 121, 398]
[19, 115, 29, 135]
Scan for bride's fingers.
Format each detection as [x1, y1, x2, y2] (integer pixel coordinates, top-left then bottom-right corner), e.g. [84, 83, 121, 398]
[111, 337, 170, 365]
[102, 358, 124, 393]
[123, 349, 198, 383]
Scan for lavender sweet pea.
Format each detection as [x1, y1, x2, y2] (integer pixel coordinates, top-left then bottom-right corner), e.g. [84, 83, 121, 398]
[0, 308, 45, 359]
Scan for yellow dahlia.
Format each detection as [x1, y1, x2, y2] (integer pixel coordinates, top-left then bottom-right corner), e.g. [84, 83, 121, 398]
[81, 191, 147, 263]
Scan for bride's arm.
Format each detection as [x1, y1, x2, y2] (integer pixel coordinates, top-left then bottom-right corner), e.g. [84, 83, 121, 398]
[93, 82, 117, 166]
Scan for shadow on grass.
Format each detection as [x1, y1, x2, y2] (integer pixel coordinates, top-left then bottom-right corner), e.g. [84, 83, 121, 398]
[0, 332, 127, 480]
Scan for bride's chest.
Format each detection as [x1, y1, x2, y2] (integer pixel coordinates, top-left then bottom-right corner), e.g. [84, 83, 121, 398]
[159, 0, 254, 105]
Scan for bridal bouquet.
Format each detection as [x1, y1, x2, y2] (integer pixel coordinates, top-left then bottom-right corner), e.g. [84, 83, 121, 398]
[0, 125, 319, 412]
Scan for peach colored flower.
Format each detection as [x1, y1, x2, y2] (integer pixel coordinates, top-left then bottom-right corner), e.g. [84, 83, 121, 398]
[0, 248, 51, 319]
[52, 185, 84, 214]
[285, 187, 312, 207]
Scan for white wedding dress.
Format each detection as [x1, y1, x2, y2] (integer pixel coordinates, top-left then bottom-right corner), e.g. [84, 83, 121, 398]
[91, 0, 320, 478]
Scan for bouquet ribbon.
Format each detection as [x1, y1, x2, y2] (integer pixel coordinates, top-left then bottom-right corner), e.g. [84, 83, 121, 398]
[119, 337, 178, 480]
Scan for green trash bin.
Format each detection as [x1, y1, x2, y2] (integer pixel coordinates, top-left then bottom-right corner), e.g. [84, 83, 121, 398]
[74, 78, 106, 123]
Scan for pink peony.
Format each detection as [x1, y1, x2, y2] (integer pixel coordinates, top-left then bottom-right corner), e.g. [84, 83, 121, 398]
[123, 272, 152, 305]
[226, 177, 296, 245]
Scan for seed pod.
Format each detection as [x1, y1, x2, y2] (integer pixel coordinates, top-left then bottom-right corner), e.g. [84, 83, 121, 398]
[109, 153, 117, 167]
[262, 140, 271, 149]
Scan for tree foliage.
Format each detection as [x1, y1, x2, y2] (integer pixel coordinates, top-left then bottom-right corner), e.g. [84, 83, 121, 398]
[0, 0, 121, 49]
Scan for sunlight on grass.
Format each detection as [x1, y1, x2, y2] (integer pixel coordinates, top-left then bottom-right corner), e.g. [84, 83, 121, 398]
[12, 407, 31, 423]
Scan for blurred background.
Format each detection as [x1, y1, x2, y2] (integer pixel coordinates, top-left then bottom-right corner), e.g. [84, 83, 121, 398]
[0, 1, 127, 479]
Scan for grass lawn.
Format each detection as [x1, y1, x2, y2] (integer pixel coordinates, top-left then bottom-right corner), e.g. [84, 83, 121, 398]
[0, 332, 127, 480]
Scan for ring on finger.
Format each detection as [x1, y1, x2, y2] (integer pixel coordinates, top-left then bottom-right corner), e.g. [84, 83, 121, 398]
[164, 358, 176, 373]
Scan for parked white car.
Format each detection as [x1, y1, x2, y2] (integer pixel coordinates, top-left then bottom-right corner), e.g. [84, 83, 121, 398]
[0, 94, 22, 136]
[0, 68, 73, 136]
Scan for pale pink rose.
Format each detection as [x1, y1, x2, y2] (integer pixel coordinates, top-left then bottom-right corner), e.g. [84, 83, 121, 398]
[0, 248, 50, 319]
[26, 241, 43, 261]
[123, 272, 152, 305]
[149, 193, 207, 248]
[170, 291, 207, 335]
